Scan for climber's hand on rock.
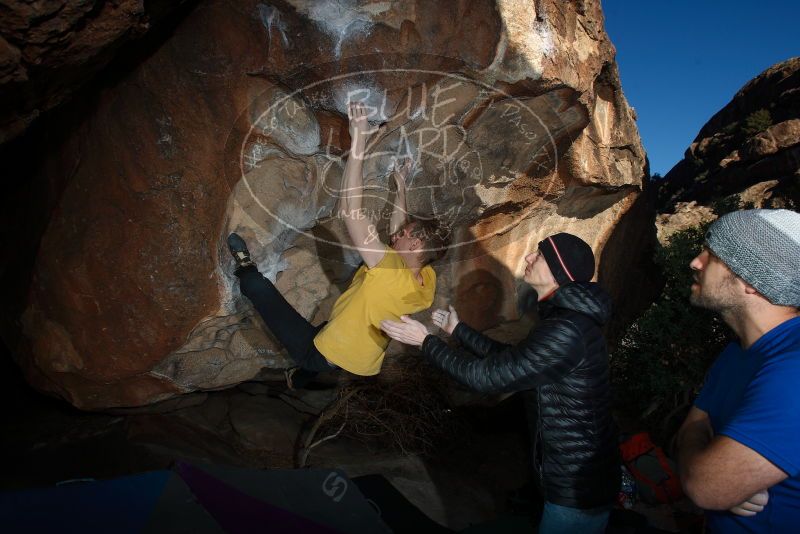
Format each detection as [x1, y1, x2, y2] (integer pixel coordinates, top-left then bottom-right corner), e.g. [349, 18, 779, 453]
[348, 101, 372, 156]
[431, 305, 459, 335]
[380, 316, 430, 347]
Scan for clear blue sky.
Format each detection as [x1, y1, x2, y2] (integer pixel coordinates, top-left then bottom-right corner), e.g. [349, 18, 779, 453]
[603, 1, 800, 176]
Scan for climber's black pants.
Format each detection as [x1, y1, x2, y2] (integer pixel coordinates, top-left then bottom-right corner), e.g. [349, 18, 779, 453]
[236, 265, 335, 385]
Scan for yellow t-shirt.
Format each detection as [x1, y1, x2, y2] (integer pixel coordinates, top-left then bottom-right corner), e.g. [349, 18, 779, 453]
[313, 247, 436, 376]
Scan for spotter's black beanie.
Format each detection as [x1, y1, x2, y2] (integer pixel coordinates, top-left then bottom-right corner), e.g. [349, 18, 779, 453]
[538, 233, 596, 285]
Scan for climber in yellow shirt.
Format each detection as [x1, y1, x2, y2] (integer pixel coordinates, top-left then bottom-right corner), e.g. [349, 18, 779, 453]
[228, 102, 449, 388]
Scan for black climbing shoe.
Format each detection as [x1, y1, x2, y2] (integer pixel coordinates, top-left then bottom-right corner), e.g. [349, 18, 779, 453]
[284, 367, 333, 391]
[227, 232, 254, 269]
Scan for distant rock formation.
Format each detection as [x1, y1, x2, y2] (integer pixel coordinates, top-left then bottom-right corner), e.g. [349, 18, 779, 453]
[658, 57, 800, 214]
[4, 0, 652, 409]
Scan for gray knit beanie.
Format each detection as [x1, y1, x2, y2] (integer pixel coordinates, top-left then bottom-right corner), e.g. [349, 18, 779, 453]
[705, 209, 800, 307]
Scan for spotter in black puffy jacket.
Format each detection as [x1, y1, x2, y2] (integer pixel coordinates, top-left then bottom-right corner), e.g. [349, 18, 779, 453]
[421, 281, 620, 509]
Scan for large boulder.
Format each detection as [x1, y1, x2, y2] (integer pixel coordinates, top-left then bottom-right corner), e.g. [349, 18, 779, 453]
[0, 0, 195, 144]
[8, 0, 651, 409]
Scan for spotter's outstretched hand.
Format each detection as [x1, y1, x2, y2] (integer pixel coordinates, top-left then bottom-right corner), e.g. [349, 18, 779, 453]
[380, 315, 430, 347]
[432, 305, 460, 335]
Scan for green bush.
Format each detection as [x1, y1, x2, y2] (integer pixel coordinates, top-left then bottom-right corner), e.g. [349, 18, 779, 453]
[711, 195, 742, 216]
[742, 108, 773, 136]
[721, 121, 739, 136]
[611, 217, 733, 441]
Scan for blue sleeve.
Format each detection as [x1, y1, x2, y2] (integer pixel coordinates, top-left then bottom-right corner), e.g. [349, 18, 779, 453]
[694, 351, 725, 413]
[718, 352, 800, 477]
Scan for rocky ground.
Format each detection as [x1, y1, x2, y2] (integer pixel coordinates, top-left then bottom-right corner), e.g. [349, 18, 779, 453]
[1, 342, 704, 532]
[0, 345, 534, 531]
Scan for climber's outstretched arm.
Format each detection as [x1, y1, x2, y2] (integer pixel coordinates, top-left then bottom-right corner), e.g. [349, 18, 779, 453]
[341, 102, 386, 268]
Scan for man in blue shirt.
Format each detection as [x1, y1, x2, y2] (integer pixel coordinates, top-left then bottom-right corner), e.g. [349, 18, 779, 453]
[676, 209, 800, 532]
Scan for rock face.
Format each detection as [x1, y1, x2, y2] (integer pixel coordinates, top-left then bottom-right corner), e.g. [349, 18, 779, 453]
[7, 0, 651, 409]
[0, 0, 195, 144]
[658, 57, 800, 211]
[655, 201, 715, 243]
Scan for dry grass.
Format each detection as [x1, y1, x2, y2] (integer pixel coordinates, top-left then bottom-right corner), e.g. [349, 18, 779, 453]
[296, 357, 463, 466]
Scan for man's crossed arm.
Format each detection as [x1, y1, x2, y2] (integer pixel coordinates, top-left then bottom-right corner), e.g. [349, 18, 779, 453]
[677, 407, 787, 512]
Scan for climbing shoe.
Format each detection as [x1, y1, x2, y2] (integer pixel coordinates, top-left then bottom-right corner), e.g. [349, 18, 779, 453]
[227, 232, 254, 269]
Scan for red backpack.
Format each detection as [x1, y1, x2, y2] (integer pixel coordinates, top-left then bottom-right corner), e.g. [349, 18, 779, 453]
[619, 432, 684, 504]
